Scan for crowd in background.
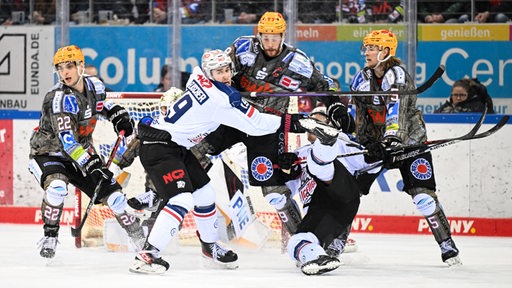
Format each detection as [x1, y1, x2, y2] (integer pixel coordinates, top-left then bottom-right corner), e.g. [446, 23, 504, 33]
[2, 1, 511, 26]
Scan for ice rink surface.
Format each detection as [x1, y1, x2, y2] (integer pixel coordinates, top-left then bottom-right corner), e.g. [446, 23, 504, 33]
[2, 224, 511, 288]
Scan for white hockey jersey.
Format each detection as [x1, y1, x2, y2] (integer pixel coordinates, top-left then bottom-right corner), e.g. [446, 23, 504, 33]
[149, 66, 281, 148]
[286, 137, 379, 210]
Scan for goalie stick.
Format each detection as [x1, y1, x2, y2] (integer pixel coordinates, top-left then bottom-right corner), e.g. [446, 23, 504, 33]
[241, 65, 445, 97]
[71, 130, 125, 238]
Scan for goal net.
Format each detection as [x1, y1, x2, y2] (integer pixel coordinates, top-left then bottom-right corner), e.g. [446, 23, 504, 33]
[77, 92, 304, 251]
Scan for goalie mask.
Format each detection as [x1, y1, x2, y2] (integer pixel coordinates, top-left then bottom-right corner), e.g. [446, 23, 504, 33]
[159, 87, 184, 116]
[201, 49, 234, 80]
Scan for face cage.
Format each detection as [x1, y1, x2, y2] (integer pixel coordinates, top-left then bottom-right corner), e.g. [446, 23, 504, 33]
[54, 61, 85, 85]
[257, 33, 286, 55]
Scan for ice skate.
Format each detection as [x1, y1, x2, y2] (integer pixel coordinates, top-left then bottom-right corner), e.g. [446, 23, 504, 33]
[127, 189, 161, 212]
[37, 236, 59, 259]
[300, 255, 341, 275]
[299, 118, 339, 146]
[129, 244, 169, 274]
[200, 237, 239, 269]
[440, 238, 462, 267]
[344, 238, 358, 253]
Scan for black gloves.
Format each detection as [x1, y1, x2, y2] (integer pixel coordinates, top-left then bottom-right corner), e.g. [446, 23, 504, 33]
[108, 105, 134, 137]
[364, 137, 403, 169]
[326, 102, 355, 133]
[84, 154, 113, 184]
[277, 152, 302, 180]
[364, 141, 387, 164]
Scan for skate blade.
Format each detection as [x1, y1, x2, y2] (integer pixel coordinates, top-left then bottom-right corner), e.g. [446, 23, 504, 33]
[129, 259, 168, 275]
[301, 259, 341, 275]
[201, 256, 239, 270]
[444, 256, 463, 267]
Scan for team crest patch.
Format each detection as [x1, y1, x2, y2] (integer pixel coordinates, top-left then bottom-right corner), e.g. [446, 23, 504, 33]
[410, 158, 432, 180]
[250, 156, 274, 182]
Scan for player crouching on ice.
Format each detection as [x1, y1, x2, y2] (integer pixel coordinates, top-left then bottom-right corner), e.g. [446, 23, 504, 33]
[129, 49, 301, 274]
[280, 107, 379, 275]
[28, 45, 145, 259]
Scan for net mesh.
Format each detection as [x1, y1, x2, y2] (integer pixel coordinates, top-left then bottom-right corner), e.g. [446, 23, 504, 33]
[81, 92, 291, 248]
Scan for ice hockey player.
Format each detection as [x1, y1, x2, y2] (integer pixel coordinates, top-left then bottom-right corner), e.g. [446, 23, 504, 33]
[348, 29, 461, 266]
[279, 107, 379, 275]
[190, 11, 353, 246]
[129, 49, 301, 274]
[28, 45, 145, 259]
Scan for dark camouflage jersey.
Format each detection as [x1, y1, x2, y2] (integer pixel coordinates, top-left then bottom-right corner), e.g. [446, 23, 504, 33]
[226, 35, 336, 114]
[30, 76, 120, 168]
[350, 65, 427, 145]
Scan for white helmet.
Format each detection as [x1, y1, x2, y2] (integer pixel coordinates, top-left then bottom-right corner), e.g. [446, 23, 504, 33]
[159, 87, 184, 114]
[201, 49, 234, 80]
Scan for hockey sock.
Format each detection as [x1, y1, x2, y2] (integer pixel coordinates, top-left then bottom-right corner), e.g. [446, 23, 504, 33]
[294, 240, 326, 264]
[193, 203, 218, 243]
[147, 193, 192, 251]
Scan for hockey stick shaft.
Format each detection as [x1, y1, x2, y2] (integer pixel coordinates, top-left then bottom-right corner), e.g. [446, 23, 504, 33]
[336, 107, 489, 159]
[241, 65, 445, 97]
[71, 130, 125, 238]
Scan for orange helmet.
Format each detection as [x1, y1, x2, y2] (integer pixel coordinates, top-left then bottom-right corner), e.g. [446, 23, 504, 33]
[258, 12, 286, 34]
[363, 30, 398, 56]
[53, 45, 84, 67]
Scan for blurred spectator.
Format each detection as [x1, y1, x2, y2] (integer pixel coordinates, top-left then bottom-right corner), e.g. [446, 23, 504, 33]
[33, 0, 56, 25]
[365, 0, 405, 23]
[298, 0, 337, 23]
[84, 64, 113, 91]
[214, 1, 277, 24]
[154, 64, 191, 91]
[94, 0, 150, 24]
[152, 0, 210, 24]
[473, 0, 512, 23]
[1, 1, 14, 25]
[435, 78, 495, 114]
[418, 0, 468, 23]
[339, 0, 368, 23]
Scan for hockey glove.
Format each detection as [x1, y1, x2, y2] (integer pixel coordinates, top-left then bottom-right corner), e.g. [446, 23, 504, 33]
[326, 102, 355, 133]
[277, 152, 302, 180]
[108, 105, 134, 137]
[84, 154, 114, 184]
[382, 137, 404, 169]
[363, 141, 387, 164]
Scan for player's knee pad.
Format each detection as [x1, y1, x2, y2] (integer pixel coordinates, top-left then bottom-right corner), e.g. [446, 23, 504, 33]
[44, 179, 68, 207]
[287, 232, 323, 262]
[167, 192, 194, 213]
[412, 192, 439, 216]
[105, 191, 128, 215]
[192, 182, 216, 207]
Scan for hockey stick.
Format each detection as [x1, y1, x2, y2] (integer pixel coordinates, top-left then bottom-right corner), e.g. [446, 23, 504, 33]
[391, 115, 509, 162]
[353, 114, 508, 176]
[71, 130, 125, 238]
[336, 107, 489, 160]
[241, 65, 445, 97]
